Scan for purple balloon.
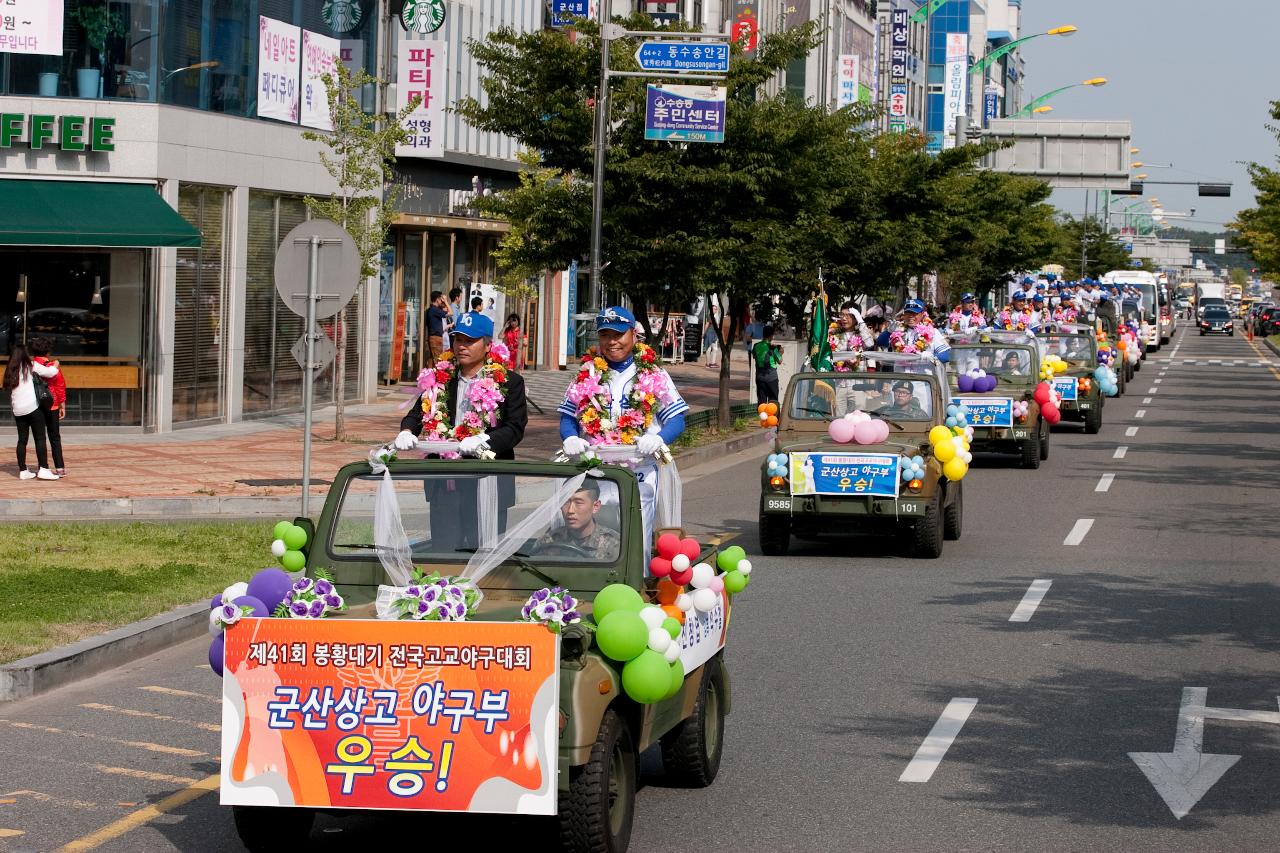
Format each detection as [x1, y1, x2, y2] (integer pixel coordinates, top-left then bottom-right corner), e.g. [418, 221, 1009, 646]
[982, 375, 999, 393]
[246, 568, 294, 610]
[209, 633, 225, 677]
[957, 375, 974, 393]
[210, 593, 223, 610]
[231, 595, 270, 617]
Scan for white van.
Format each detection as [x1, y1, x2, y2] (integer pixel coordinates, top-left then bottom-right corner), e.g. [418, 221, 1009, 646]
[1102, 271, 1161, 352]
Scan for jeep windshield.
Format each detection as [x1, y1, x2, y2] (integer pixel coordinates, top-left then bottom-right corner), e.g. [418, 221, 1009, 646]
[949, 346, 1034, 381]
[328, 471, 623, 567]
[1039, 334, 1096, 368]
[787, 375, 935, 422]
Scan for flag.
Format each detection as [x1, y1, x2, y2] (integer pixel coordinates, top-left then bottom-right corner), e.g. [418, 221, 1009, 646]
[808, 287, 833, 372]
[911, 0, 947, 24]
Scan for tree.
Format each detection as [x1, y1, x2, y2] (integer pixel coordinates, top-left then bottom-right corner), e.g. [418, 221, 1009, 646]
[303, 64, 419, 439]
[1052, 215, 1139, 280]
[1232, 100, 1280, 277]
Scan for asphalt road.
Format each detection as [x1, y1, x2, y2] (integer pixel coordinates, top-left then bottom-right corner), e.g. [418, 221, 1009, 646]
[2, 324, 1279, 852]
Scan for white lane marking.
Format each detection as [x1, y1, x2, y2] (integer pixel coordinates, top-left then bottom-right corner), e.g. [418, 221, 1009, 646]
[1009, 579, 1053, 623]
[1148, 387, 1158, 394]
[1154, 378, 1163, 384]
[1135, 410, 1147, 419]
[1064, 518, 1095, 546]
[1096, 473, 1115, 493]
[899, 699, 980, 783]
[1126, 427, 1139, 437]
[1143, 397, 1153, 404]
[1114, 446, 1128, 459]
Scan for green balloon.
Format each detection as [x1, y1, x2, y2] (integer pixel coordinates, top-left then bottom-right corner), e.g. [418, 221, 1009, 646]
[621, 650, 671, 704]
[279, 549, 306, 572]
[591, 583, 643, 624]
[282, 525, 308, 551]
[716, 545, 746, 572]
[723, 570, 748, 595]
[595, 611, 648, 662]
[272, 520, 293, 540]
[666, 659, 686, 700]
[662, 617, 682, 640]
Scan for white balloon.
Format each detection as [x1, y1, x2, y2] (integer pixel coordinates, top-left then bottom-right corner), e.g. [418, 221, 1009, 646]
[670, 553, 691, 573]
[691, 587, 718, 612]
[208, 608, 223, 637]
[737, 559, 753, 576]
[222, 581, 248, 603]
[689, 562, 715, 589]
[647, 627, 671, 654]
[638, 605, 666, 630]
[270, 539, 287, 558]
[663, 641, 682, 663]
[675, 593, 694, 612]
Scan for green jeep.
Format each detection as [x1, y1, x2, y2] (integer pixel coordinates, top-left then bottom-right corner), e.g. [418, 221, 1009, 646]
[1039, 329, 1105, 434]
[946, 337, 1048, 469]
[757, 353, 964, 560]
[231, 455, 731, 853]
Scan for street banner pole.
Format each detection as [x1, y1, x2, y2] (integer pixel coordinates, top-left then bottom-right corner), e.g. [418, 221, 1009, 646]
[589, 1, 611, 313]
[301, 236, 319, 519]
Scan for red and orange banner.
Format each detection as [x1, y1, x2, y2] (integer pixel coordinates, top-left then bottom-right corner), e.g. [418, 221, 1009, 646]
[220, 618, 559, 814]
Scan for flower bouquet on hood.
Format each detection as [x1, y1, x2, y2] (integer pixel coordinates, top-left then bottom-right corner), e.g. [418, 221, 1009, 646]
[388, 569, 481, 621]
[519, 587, 584, 633]
[274, 569, 347, 619]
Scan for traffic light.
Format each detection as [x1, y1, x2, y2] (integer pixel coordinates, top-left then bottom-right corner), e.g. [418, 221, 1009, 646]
[1198, 183, 1231, 197]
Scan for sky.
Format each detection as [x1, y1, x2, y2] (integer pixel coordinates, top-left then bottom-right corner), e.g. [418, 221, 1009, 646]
[1017, 0, 1280, 233]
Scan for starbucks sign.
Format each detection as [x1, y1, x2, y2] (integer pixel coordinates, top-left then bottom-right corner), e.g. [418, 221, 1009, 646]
[400, 0, 446, 34]
[322, 0, 363, 34]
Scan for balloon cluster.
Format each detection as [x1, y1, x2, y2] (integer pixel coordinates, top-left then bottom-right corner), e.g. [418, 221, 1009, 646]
[944, 402, 970, 429]
[1093, 365, 1119, 396]
[757, 402, 778, 428]
[900, 455, 926, 482]
[206, 566, 300, 677]
[649, 533, 704, 586]
[270, 520, 309, 573]
[1039, 354, 1068, 381]
[1033, 382, 1062, 425]
[592, 584, 686, 704]
[827, 410, 891, 445]
[927, 424, 972, 480]
[1012, 400, 1030, 419]
[766, 453, 788, 478]
[957, 369, 998, 393]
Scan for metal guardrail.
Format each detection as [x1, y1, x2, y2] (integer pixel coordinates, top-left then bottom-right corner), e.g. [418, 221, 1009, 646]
[685, 402, 755, 431]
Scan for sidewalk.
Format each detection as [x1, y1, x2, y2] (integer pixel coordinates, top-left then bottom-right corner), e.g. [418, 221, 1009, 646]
[0, 352, 748, 515]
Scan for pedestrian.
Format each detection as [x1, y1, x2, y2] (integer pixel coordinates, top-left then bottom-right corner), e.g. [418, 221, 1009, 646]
[28, 337, 66, 476]
[426, 290, 450, 362]
[3, 343, 60, 480]
[751, 324, 782, 404]
[703, 321, 720, 369]
[448, 287, 464, 329]
[501, 313, 524, 371]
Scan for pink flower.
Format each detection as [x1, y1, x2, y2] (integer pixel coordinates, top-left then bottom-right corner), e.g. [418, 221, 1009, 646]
[567, 376, 605, 406]
[468, 378, 503, 413]
[416, 367, 438, 392]
[489, 341, 510, 364]
[635, 370, 672, 402]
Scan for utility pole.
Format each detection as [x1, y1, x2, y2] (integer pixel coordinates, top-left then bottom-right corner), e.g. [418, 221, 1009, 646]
[589, 0, 611, 312]
[1080, 189, 1090, 278]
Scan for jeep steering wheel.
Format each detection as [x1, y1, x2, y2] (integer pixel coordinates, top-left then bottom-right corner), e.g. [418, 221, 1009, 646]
[536, 542, 597, 559]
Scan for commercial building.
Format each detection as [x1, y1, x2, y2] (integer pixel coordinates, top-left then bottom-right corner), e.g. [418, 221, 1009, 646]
[876, 0, 928, 135]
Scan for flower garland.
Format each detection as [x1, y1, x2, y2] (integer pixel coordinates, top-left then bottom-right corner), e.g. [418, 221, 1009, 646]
[519, 587, 583, 633]
[391, 571, 481, 622]
[828, 325, 864, 372]
[567, 344, 673, 445]
[947, 307, 985, 332]
[416, 357, 509, 442]
[996, 309, 1031, 331]
[889, 323, 935, 353]
[1052, 307, 1079, 324]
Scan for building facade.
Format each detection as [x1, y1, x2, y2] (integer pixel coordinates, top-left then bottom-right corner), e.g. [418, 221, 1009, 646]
[876, 0, 927, 135]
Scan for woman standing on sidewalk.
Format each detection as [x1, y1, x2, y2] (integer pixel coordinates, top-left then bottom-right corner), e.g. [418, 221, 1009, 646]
[502, 314, 524, 370]
[3, 344, 60, 480]
[29, 337, 66, 476]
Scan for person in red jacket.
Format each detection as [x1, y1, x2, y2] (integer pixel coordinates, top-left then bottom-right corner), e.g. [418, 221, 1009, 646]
[28, 337, 66, 476]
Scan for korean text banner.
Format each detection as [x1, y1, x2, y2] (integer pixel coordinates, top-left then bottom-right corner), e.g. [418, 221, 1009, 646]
[644, 84, 725, 144]
[836, 54, 859, 109]
[396, 38, 447, 158]
[942, 33, 968, 150]
[258, 16, 301, 123]
[957, 397, 1014, 428]
[789, 452, 900, 498]
[0, 0, 63, 56]
[221, 618, 560, 815]
[1051, 378, 1079, 401]
[301, 30, 340, 132]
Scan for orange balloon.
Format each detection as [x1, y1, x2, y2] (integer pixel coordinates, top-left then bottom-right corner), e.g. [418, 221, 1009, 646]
[757, 402, 770, 413]
[661, 604, 685, 624]
[656, 579, 682, 605]
[764, 415, 779, 427]
[764, 402, 779, 416]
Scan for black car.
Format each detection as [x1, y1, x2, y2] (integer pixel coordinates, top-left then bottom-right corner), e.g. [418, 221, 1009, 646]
[1257, 305, 1280, 336]
[1199, 306, 1234, 336]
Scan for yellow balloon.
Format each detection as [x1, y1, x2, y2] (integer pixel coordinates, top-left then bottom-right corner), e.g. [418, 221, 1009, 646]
[929, 426, 953, 446]
[933, 438, 957, 463]
[943, 457, 969, 481]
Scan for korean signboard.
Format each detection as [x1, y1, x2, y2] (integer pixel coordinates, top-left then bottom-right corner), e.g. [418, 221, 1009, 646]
[955, 397, 1014, 428]
[890, 9, 909, 84]
[983, 87, 999, 127]
[258, 16, 301, 124]
[221, 618, 560, 814]
[942, 33, 968, 149]
[396, 38, 447, 158]
[789, 453, 900, 498]
[644, 84, 725, 144]
[836, 54, 859, 109]
[1051, 378, 1079, 402]
[0, 0, 62, 55]
[550, 0, 589, 27]
[301, 30, 340, 131]
[726, 0, 759, 56]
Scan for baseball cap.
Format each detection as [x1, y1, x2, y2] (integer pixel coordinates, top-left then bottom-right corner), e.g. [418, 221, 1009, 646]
[903, 299, 926, 314]
[453, 310, 494, 339]
[1011, 290, 1027, 301]
[960, 292, 975, 303]
[1032, 294, 1045, 304]
[595, 305, 635, 333]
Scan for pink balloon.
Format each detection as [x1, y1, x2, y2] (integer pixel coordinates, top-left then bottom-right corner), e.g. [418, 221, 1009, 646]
[872, 419, 891, 443]
[708, 575, 725, 593]
[828, 419, 856, 443]
[852, 420, 880, 445]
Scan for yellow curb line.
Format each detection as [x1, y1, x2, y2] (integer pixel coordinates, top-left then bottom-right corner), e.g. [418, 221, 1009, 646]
[55, 774, 220, 852]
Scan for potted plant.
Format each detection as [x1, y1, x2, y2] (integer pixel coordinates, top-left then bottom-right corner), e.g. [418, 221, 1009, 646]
[72, 2, 127, 99]
[38, 55, 60, 97]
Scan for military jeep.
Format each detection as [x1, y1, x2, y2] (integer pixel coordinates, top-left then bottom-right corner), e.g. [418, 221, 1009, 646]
[946, 336, 1048, 469]
[1039, 328, 1105, 434]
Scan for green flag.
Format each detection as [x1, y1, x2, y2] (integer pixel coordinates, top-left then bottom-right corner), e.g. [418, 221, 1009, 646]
[911, 0, 947, 24]
[808, 289, 833, 372]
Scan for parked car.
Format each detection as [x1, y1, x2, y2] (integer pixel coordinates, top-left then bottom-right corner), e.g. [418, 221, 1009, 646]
[1256, 305, 1280, 337]
[1199, 306, 1234, 336]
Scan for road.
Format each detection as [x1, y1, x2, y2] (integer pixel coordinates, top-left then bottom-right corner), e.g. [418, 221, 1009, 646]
[2, 326, 1278, 851]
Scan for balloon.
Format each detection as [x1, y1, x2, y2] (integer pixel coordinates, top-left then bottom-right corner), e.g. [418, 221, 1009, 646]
[665, 659, 686, 700]
[691, 587, 718, 612]
[209, 634, 225, 677]
[662, 616, 682, 640]
[648, 557, 672, 578]
[716, 546, 745, 571]
[933, 438, 957, 463]
[596, 611, 649, 661]
[670, 554, 691, 575]
[675, 593, 693, 612]
[737, 559, 753, 576]
[764, 402, 778, 416]
[689, 563, 715, 589]
[656, 533, 681, 559]
[929, 426, 953, 446]
[246, 568, 294, 610]
[852, 420, 880, 444]
[656, 578, 682, 605]
[232, 595, 270, 617]
[828, 418, 855, 443]
[272, 520, 293, 540]
[210, 593, 223, 610]
[671, 567, 694, 586]
[764, 415, 778, 428]
[280, 549, 306, 572]
[1041, 402, 1060, 424]
[708, 575, 725, 593]
[270, 539, 287, 558]
[661, 604, 685, 623]
[724, 570, 748, 594]
[957, 375, 974, 393]
[1033, 383, 1051, 405]
[282, 525, 308, 551]
[757, 402, 770, 413]
[592, 583, 644, 623]
[222, 581, 249, 603]
[678, 538, 702, 562]
[942, 457, 969, 481]
[663, 642, 682, 664]
[638, 605, 666, 630]
[983, 375, 999, 393]
[208, 608, 224, 638]
[621, 649, 671, 704]
[647, 627, 672, 654]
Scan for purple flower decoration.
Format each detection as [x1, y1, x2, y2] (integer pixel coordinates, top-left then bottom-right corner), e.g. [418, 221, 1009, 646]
[533, 588, 550, 603]
[292, 578, 313, 593]
[564, 610, 581, 623]
[218, 603, 241, 626]
[520, 603, 533, 620]
[452, 602, 466, 619]
[314, 579, 334, 595]
[562, 595, 577, 611]
[324, 594, 343, 610]
[417, 600, 431, 615]
[289, 600, 309, 617]
[421, 586, 439, 603]
[447, 585, 463, 599]
[308, 599, 325, 618]
[405, 585, 421, 597]
[284, 590, 296, 604]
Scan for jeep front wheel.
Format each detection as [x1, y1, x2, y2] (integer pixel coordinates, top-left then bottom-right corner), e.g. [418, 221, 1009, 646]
[912, 492, 943, 559]
[943, 481, 963, 541]
[661, 656, 726, 787]
[1084, 404, 1102, 435]
[560, 708, 636, 853]
[1020, 420, 1042, 469]
[233, 806, 314, 852]
[758, 512, 790, 556]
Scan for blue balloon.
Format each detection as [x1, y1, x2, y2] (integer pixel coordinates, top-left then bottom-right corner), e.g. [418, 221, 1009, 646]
[902, 468, 914, 482]
[912, 455, 924, 467]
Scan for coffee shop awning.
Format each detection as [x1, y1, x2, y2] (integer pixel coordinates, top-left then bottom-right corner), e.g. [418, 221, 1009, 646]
[0, 179, 201, 248]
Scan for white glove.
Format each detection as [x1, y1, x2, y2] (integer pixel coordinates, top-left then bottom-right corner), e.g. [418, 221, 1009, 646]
[459, 434, 490, 456]
[636, 433, 665, 457]
[562, 436, 590, 457]
[849, 308, 864, 325]
[393, 430, 418, 451]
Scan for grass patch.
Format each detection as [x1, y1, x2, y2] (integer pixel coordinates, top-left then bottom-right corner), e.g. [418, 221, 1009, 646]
[1268, 334, 1280, 350]
[0, 520, 270, 664]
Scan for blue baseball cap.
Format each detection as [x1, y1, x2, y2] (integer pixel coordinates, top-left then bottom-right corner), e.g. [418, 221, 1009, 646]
[595, 305, 636, 333]
[1032, 294, 1045, 303]
[453, 310, 494, 340]
[1011, 290, 1027, 301]
[903, 299, 926, 314]
[960, 292, 975, 303]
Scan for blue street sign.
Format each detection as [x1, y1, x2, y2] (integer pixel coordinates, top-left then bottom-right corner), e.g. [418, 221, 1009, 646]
[634, 41, 730, 74]
[550, 0, 588, 27]
[644, 84, 725, 144]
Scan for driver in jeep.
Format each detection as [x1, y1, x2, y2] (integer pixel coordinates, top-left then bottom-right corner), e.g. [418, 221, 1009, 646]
[536, 479, 620, 560]
[879, 381, 926, 419]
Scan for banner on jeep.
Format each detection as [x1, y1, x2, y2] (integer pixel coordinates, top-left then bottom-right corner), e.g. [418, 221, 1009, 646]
[220, 618, 559, 814]
[789, 452, 900, 497]
[956, 397, 1014, 428]
[1051, 378, 1078, 401]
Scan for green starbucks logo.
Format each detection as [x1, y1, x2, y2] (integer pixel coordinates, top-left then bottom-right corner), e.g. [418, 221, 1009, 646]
[400, 0, 446, 34]
[322, 0, 363, 34]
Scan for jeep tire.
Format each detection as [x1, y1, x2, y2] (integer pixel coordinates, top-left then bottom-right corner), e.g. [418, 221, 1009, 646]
[912, 492, 943, 559]
[661, 656, 726, 787]
[1084, 404, 1102, 435]
[758, 512, 790, 557]
[1039, 419, 1050, 461]
[943, 481, 963, 541]
[1021, 419, 1042, 469]
[233, 806, 315, 852]
[560, 708, 636, 853]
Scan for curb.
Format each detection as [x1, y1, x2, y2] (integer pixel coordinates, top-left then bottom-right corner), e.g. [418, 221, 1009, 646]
[1264, 336, 1280, 359]
[0, 602, 208, 703]
[0, 494, 307, 519]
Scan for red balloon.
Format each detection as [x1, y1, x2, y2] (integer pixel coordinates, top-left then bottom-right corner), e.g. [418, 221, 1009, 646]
[1033, 383, 1051, 405]
[678, 538, 701, 562]
[1041, 402, 1061, 424]
[656, 533, 681, 560]
[649, 557, 673, 578]
[671, 567, 694, 586]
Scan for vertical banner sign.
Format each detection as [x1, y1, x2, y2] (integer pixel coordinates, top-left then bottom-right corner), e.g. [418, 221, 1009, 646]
[726, 0, 759, 56]
[301, 30, 340, 131]
[221, 619, 560, 814]
[258, 16, 301, 123]
[396, 39, 447, 158]
[566, 260, 579, 359]
[942, 33, 968, 149]
[0, 0, 63, 55]
[983, 87, 999, 127]
[836, 55, 859, 108]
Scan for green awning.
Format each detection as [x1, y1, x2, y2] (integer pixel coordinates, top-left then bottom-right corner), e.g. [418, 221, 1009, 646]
[0, 179, 201, 248]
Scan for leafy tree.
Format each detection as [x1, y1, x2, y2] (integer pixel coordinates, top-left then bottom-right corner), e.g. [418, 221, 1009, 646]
[1052, 215, 1140, 280]
[303, 63, 418, 439]
[1232, 100, 1280, 277]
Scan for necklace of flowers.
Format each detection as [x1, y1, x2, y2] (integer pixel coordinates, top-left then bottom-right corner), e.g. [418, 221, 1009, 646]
[416, 357, 509, 442]
[998, 308, 1030, 331]
[828, 325, 865, 372]
[889, 323, 934, 353]
[567, 343, 673, 446]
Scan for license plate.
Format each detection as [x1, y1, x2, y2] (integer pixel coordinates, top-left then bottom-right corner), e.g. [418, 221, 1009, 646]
[765, 498, 791, 511]
[1013, 430, 1029, 439]
[896, 501, 924, 515]
[1079, 402, 1091, 409]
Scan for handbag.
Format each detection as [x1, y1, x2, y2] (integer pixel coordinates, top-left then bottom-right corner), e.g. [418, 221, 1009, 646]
[31, 372, 53, 410]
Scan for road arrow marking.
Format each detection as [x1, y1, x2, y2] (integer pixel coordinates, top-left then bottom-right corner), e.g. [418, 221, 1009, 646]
[900, 698, 978, 783]
[1129, 687, 1240, 820]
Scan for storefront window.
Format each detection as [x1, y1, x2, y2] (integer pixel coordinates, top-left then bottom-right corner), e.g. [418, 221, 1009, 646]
[243, 190, 307, 416]
[173, 183, 228, 424]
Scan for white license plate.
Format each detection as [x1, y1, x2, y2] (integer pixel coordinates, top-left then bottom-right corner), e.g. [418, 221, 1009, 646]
[1079, 402, 1091, 409]
[766, 498, 791, 511]
[1013, 430, 1029, 439]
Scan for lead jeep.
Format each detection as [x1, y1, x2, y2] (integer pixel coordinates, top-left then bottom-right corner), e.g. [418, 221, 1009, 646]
[946, 335, 1048, 469]
[758, 352, 964, 560]
[232, 453, 731, 853]
[1039, 328, 1105, 434]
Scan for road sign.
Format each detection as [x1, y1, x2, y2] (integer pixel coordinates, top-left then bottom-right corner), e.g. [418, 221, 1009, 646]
[634, 41, 730, 74]
[644, 84, 725, 144]
[291, 327, 336, 371]
[550, 0, 588, 27]
[274, 220, 360, 320]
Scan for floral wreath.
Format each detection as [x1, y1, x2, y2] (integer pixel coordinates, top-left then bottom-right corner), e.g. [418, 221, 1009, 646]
[567, 343, 673, 445]
[947, 306, 984, 331]
[889, 322, 934, 353]
[828, 325, 865, 372]
[997, 308, 1030, 332]
[416, 356, 509, 443]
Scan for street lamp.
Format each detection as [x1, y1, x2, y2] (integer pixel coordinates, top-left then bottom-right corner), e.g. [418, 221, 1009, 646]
[969, 25, 1078, 79]
[1134, 173, 1149, 180]
[1131, 162, 1144, 169]
[1012, 77, 1107, 118]
[1033, 106, 1054, 114]
[1129, 147, 1140, 154]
